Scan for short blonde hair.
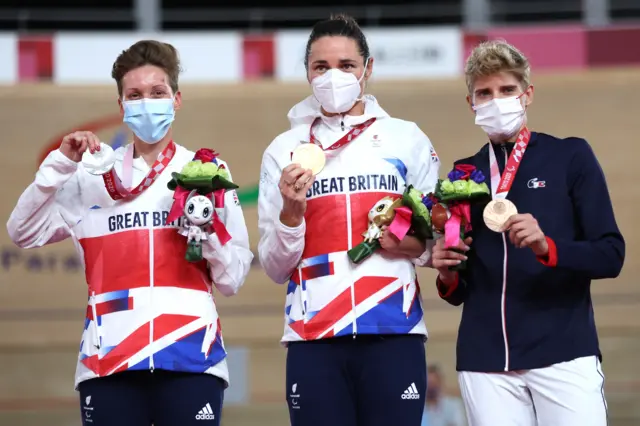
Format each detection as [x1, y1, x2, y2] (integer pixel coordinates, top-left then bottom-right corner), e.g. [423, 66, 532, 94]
[464, 40, 531, 95]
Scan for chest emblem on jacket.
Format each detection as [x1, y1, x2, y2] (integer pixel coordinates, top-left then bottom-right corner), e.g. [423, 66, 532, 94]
[527, 178, 546, 189]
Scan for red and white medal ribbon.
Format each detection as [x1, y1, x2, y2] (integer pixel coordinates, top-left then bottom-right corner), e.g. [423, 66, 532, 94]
[488, 128, 531, 200]
[101, 141, 176, 201]
[290, 116, 377, 167]
[308, 116, 377, 151]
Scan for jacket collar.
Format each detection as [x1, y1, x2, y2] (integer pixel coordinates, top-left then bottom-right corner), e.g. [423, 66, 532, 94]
[478, 131, 539, 159]
[286, 94, 390, 130]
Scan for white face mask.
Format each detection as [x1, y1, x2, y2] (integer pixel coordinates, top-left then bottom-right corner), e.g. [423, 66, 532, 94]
[311, 60, 368, 114]
[473, 95, 526, 140]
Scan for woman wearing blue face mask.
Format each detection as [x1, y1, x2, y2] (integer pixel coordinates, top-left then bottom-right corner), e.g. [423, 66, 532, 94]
[258, 14, 441, 426]
[7, 40, 253, 426]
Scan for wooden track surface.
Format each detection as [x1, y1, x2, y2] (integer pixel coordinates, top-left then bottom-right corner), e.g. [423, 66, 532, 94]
[0, 68, 638, 424]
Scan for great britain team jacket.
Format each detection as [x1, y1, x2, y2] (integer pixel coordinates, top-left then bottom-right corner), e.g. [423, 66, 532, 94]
[7, 143, 253, 388]
[258, 95, 440, 343]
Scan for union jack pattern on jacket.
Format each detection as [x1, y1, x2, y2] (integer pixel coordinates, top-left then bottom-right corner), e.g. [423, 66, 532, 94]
[7, 144, 253, 388]
[258, 95, 440, 342]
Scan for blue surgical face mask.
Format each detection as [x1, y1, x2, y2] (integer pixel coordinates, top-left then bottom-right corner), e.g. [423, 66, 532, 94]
[122, 98, 175, 144]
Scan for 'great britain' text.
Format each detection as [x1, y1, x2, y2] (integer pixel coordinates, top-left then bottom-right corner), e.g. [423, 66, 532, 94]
[306, 174, 399, 198]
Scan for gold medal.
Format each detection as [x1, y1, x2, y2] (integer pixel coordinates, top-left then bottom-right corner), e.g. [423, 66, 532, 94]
[483, 199, 518, 232]
[291, 143, 326, 176]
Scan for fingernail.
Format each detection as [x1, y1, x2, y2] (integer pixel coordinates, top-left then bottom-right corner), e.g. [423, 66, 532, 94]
[456, 260, 461, 264]
[463, 256, 468, 260]
[464, 245, 470, 251]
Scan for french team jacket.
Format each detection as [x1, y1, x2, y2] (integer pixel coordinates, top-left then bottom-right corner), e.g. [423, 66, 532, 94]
[258, 95, 440, 343]
[437, 132, 625, 372]
[7, 143, 253, 388]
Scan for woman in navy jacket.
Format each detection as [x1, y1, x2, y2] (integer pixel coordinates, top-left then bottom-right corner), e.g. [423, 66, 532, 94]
[432, 40, 624, 426]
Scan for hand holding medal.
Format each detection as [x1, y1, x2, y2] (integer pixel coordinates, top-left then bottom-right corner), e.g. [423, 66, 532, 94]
[280, 117, 376, 228]
[59, 131, 103, 164]
[280, 142, 325, 226]
[291, 143, 326, 176]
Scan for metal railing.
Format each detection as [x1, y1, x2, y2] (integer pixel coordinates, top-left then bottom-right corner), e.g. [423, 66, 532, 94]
[0, 1, 639, 30]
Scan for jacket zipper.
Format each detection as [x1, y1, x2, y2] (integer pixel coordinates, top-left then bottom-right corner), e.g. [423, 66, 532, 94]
[299, 268, 307, 318]
[90, 291, 101, 351]
[500, 145, 510, 371]
[345, 192, 357, 339]
[202, 290, 216, 354]
[148, 225, 155, 372]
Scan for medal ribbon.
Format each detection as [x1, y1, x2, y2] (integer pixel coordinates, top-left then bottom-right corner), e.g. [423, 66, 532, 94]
[102, 141, 176, 201]
[121, 143, 134, 190]
[488, 128, 531, 200]
[309, 117, 377, 151]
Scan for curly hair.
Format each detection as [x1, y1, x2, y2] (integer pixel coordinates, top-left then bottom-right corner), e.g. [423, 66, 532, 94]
[111, 40, 181, 96]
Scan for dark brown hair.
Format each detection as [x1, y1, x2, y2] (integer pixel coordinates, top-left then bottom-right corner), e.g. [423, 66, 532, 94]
[305, 14, 370, 70]
[111, 40, 181, 96]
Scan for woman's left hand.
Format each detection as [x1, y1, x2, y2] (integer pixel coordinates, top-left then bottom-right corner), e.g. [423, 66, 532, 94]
[379, 225, 402, 253]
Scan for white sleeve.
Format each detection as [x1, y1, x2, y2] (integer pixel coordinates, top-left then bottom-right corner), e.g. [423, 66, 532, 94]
[7, 149, 83, 249]
[405, 123, 440, 267]
[257, 148, 305, 284]
[201, 161, 254, 297]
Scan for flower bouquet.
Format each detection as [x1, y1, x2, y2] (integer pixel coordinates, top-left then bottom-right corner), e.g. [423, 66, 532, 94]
[166, 148, 238, 262]
[167, 148, 238, 195]
[429, 164, 491, 271]
[346, 186, 435, 264]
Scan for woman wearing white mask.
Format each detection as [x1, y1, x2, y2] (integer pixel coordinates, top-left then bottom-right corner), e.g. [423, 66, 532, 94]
[258, 14, 440, 426]
[432, 40, 623, 425]
[7, 40, 253, 426]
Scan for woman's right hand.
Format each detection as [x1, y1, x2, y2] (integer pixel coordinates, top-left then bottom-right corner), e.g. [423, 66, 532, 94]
[432, 236, 472, 283]
[59, 131, 102, 163]
[279, 164, 315, 228]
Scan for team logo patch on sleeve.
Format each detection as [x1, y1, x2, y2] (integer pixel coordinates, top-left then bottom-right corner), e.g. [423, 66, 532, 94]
[430, 146, 439, 163]
[232, 190, 240, 205]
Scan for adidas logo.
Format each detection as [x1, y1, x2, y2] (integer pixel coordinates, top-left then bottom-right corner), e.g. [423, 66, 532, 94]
[401, 382, 420, 400]
[195, 403, 215, 420]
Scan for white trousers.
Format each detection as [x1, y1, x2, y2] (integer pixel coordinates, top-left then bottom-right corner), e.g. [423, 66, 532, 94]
[458, 356, 608, 426]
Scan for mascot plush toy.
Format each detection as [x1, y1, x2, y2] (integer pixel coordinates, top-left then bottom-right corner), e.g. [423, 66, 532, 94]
[347, 196, 414, 264]
[166, 149, 239, 262]
[178, 191, 215, 261]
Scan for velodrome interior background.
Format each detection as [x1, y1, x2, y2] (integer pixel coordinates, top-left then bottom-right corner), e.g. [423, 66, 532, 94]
[0, 1, 639, 425]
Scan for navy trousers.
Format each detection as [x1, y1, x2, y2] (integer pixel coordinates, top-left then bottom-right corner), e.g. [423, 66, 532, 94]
[286, 334, 427, 426]
[78, 369, 224, 426]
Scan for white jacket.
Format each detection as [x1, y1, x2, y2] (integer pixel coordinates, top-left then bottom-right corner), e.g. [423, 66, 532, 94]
[258, 95, 440, 342]
[7, 143, 253, 388]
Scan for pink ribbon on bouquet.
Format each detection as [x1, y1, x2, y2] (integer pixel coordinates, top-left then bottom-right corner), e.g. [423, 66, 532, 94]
[444, 202, 472, 249]
[166, 188, 232, 246]
[387, 206, 414, 240]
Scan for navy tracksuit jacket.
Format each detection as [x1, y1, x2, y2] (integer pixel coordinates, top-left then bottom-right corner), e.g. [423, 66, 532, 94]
[437, 131, 625, 372]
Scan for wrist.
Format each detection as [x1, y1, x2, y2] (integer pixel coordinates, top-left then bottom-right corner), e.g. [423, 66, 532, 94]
[58, 147, 80, 163]
[280, 210, 303, 228]
[438, 271, 458, 286]
[532, 238, 549, 257]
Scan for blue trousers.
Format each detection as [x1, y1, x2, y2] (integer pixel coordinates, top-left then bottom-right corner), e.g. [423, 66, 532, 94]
[286, 334, 427, 426]
[78, 369, 224, 426]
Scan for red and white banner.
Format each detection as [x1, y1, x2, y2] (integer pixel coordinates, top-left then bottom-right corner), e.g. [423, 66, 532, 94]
[1, 25, 640, 85]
